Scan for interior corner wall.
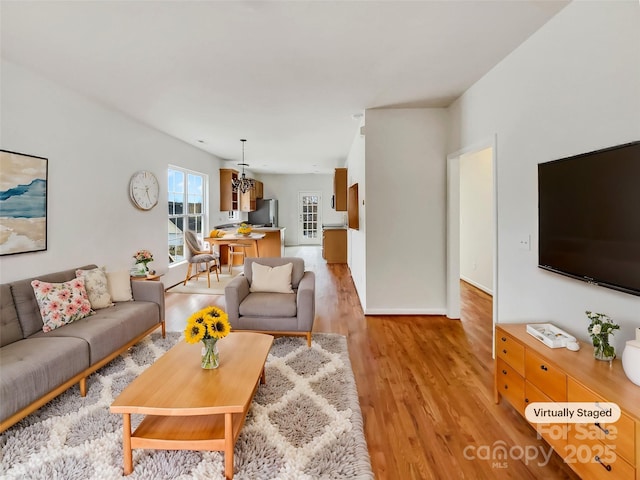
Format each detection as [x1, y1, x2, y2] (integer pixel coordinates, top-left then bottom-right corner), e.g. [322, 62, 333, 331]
[447, 1, 640, 351]
[0, 60, 222, 287]
[364, 108, 448, 314]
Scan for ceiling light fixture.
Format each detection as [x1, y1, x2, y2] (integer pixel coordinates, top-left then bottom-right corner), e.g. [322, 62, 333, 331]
[231, 139, 255, 194]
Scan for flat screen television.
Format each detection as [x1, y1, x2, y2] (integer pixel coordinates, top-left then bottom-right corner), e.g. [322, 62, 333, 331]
[538, 140, 640, 296]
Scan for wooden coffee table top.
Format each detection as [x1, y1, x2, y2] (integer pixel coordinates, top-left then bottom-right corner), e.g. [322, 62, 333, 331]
[111, 332, 274, 416]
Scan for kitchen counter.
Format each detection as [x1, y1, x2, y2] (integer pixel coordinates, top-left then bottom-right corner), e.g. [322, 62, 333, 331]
[251, 227, 285, 233]
[208, 227, 285, 261]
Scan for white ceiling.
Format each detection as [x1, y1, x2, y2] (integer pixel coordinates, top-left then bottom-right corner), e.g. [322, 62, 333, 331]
[1, 0, 569, 174]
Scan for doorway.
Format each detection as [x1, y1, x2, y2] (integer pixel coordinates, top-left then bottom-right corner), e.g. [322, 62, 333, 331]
[446, 138, 497, 324]
[297, 191, 322, 245]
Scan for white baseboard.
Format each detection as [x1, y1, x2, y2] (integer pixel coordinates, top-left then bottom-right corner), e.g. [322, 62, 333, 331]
[460, 275, 493, 296]
[364, 308, 447, 315]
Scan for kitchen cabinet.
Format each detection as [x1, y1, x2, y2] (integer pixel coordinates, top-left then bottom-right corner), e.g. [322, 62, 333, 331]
[254, 180, 264, 199]
[240, 186, 256, 212]
[348, 183, 359, 230]
[322, 228, 347, 263]
[333, 168, 347, 211]
[219, 169, 238, 211]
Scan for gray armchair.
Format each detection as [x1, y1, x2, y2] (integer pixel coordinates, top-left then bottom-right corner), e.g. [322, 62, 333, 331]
[225, 257, 315, 346]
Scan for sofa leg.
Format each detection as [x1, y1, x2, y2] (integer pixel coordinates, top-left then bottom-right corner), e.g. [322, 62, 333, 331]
[306, 332, 312, 347]
[79, 377, 87, 397]
[161, 321, 166, 338]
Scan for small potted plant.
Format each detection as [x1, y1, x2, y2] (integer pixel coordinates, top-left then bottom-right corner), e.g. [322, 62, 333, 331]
[133, 249, 154, 275]
[586, 311, 620, 361]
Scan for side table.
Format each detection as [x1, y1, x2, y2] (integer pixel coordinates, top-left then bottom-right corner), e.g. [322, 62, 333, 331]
[130, 274, 163, 281]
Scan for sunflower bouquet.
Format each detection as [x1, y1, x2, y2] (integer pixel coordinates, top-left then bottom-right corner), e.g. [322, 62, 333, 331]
[184, 306, 231, 369]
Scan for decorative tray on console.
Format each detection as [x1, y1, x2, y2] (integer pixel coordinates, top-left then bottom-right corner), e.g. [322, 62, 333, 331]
[526, 323, 576, 349]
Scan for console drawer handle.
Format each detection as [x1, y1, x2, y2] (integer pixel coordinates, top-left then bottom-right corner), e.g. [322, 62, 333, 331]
[502, 369, 507, 375]
[503, 349, 507, 354]
[504, 385, 508, 390]
[595, 422, 610, 435]
[594, 455, 612, 472]
[540, 365, 548, 371]
[501, 337, 507, 342]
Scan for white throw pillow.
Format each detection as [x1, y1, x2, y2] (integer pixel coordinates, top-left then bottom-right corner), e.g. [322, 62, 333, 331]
[106, 270, 133, 302]
[76, 267, 113, 309]
[250, 262, 294, 294]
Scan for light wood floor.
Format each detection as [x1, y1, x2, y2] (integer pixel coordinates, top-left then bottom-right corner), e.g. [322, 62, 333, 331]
[165, 246, 579, 479]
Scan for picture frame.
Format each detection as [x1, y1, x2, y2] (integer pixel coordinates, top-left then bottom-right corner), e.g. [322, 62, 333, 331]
[0, 149, 48, 256]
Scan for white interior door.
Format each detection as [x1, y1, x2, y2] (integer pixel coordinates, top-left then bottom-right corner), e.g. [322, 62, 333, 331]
[298, 192, 322, 244]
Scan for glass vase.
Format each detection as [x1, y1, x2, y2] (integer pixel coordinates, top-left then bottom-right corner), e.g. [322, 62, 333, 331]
[201, 338, 220, 369]
[593, 340, 615, 361]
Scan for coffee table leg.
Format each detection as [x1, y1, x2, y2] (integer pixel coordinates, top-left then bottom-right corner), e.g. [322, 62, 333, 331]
[225, 412, 234, 479]
[123, 414, 133, 475]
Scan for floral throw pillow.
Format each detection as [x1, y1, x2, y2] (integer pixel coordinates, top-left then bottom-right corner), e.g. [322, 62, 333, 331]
[31, 278, 94, 332]
[76, 267, 113, 309]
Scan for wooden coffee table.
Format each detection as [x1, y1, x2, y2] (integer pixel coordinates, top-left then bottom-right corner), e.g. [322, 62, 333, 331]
[110, 332, 274, 479]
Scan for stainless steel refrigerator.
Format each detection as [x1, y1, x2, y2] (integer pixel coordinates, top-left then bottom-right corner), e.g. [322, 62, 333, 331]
[248, 199, 278, 227]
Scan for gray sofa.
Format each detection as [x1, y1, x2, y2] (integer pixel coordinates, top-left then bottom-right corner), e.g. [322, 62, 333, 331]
[225, 257, 315, 346]
[0, 264, 165, 432]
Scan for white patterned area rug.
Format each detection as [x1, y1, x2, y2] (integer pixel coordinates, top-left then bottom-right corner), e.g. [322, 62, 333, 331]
[0, 333, 373, 480]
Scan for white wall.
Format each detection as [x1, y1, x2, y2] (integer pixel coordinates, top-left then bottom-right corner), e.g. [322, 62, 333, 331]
[448, 1, 640, 351]
[0, 60, 223, 288]
[364, 108, 448, 314]
[345, 123, 366, 307]
[460, 147, 493, 293]
[257, 173, 345, 246]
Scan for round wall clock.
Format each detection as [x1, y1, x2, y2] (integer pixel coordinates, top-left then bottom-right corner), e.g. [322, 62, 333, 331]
[129, 170, 159, 210]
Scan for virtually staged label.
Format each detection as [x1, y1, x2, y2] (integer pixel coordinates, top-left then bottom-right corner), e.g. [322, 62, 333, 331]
[525, 402, 621, 423]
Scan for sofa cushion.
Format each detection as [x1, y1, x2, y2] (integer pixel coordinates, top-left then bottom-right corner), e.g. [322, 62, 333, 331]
[0, 337, 90, 423]
[1, 284, 23, 347]
[239, 292, 297, 318]
[9, 264, 97, 338]
[106, 270, 133, 302]
[250, 262, 294, 294]
[30, 300, 160, 364]
[76, 267, 113, 309]
[31, 278, 94, 332]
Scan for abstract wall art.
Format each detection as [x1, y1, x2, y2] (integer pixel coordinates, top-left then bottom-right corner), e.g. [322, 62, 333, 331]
[0, 150, 48, 255]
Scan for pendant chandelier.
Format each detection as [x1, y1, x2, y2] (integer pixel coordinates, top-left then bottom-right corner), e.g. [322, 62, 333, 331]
[231, 138, 255, 194]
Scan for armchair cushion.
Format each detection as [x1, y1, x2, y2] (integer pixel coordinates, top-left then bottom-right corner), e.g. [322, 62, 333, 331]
[239, 292, 297, 317]
[249, 262, 294, 293]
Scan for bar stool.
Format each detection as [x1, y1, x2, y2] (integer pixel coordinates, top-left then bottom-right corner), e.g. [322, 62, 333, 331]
[227, 243, 251, 272]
